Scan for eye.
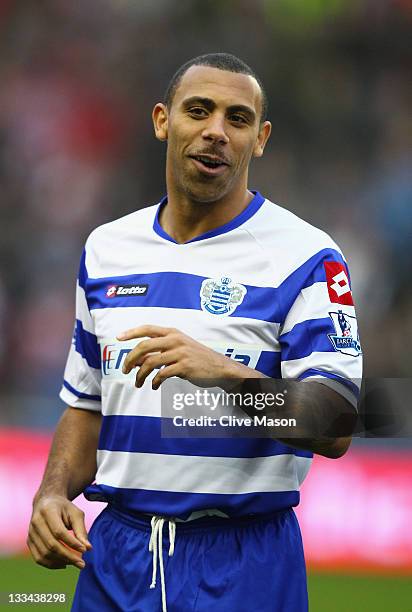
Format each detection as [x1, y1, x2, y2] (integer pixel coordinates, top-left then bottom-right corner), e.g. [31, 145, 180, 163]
[230, 114, 248, 125]
[187, 107, 208, 118]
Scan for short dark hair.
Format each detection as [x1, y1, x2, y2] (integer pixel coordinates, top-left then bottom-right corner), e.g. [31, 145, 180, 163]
[164, 53, 268, 123]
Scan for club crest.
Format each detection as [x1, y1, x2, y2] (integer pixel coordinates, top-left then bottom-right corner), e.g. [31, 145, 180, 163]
[200, 276, 247, 316]
[328, 310, 362, 357]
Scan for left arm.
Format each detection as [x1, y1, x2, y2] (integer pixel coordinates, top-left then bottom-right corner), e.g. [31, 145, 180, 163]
[118, 325, 357, 459]
[234, 378, 356, 459]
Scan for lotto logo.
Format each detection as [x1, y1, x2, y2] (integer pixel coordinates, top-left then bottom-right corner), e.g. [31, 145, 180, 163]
[106, 286, 117, 297]
[324, 261, 354, 306]
[106, 284, 148, 298]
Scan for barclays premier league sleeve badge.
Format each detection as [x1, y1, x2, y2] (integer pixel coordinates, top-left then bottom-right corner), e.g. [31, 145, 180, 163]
[328, 310, 362, 357]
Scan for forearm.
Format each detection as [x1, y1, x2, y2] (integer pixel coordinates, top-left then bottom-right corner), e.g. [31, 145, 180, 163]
[34, 407, 102, 502]
[275, 380, 356, 458]
[278, 435, 352, 459]
[220, 366, 357, 458]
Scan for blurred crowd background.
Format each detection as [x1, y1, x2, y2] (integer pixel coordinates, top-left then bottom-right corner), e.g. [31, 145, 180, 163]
[0, 0, 411, 432]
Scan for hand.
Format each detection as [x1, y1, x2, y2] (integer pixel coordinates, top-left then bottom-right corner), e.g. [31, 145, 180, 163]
[117, 325, 258, 390]
[27, 495, 92, 570]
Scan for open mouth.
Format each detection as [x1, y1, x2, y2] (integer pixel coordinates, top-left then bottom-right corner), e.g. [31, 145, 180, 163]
[189, 155, 229, 175]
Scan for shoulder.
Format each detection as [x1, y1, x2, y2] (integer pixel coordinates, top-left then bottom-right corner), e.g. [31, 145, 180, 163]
[86, 203, 158, 248]
[244, 196, 345, 283]
[248, 196, 341, 253]
[82, 203, 158, 272]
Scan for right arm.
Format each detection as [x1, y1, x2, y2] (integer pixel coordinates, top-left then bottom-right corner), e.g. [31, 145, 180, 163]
[28, 407, 102, 570]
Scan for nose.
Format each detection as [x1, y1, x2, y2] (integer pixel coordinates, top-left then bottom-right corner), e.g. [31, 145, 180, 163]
[201, 113, 229, 144]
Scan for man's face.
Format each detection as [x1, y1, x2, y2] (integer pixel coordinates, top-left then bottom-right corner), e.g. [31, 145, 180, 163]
[153, 65, 271, 203]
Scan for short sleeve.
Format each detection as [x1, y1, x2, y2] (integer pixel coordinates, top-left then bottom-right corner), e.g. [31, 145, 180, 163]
[59, 249, 102, 411]
[279, 249, 362, 408]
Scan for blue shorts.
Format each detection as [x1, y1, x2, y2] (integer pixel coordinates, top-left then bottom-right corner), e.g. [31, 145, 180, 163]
[72, 506, 308, 612]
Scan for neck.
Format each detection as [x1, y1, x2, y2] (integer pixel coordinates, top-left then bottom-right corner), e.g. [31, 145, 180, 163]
[159, 181, 254, 244]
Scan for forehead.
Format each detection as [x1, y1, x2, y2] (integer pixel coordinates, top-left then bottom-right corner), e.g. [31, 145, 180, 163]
[173, 65, 262, 113]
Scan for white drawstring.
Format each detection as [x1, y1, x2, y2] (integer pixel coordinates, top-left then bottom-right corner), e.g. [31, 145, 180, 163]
[148, 516, 176, 612]
[147, 510, 226, 611]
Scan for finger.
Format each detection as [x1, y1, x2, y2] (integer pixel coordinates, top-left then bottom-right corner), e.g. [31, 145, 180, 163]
[30, 512, 82, 556]
[32, 516, 85, 568]
[31, 518, 85, 569]
[152, 364, 183, 390]
[117, 325, 174, 341]
[28, 535, 68, 570]
[135, 351, 179, 388]
[28, 531, 50, 561]
[27, 534, 49, 566]
[63, 505, 92, 550]
[42, 506, 86, 552]
[122, 337, 175, 374]
[28, 536, 67, 570]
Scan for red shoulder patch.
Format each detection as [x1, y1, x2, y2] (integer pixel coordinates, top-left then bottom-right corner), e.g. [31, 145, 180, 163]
[324, 261, 354, 306]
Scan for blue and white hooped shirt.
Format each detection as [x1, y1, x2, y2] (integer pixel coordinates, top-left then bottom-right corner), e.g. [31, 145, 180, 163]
[60, 191, 362, 519]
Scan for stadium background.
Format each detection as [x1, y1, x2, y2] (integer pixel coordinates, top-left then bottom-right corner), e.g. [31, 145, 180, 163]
[0, 0, 411, 609]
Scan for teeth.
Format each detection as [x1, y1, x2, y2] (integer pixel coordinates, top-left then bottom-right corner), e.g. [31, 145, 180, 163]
[196, 156, 222, 167]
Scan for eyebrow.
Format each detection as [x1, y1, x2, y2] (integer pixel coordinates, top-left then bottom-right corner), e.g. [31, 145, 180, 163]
[181, 96, 256, 122]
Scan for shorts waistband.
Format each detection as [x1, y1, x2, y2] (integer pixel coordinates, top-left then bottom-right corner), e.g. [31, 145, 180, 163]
[105, 505, 292, 535]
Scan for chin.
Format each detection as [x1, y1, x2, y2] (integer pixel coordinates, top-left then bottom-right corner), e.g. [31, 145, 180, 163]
[183, 181, 230, 204]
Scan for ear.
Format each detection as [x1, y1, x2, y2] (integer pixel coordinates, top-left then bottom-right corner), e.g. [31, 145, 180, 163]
[152, 103, 168, 141]
[253, 121, 272, 158]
